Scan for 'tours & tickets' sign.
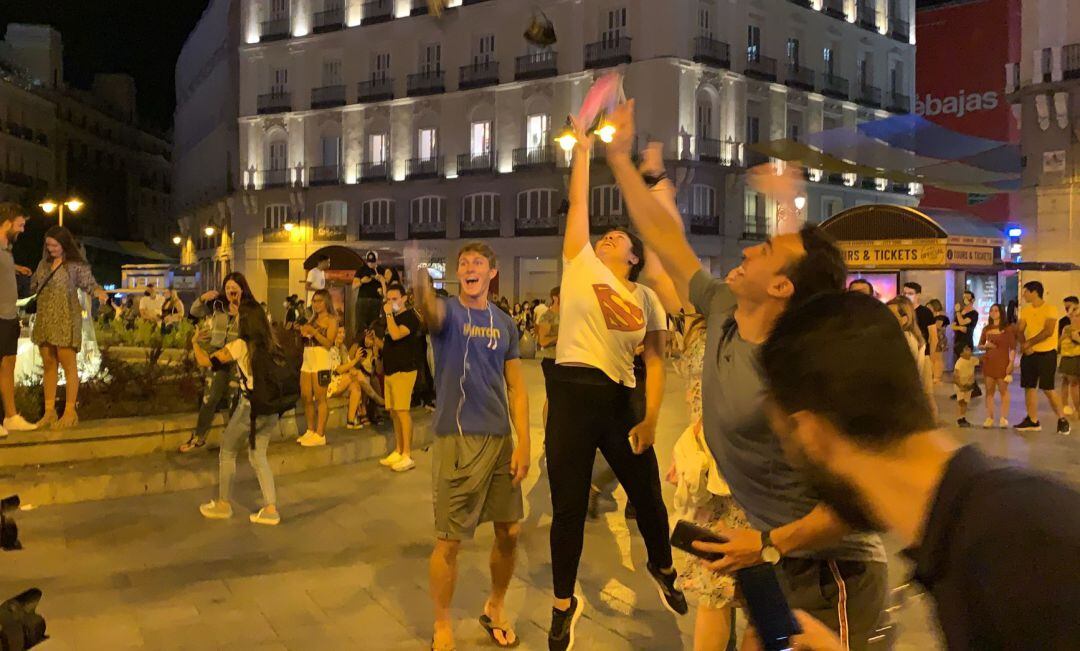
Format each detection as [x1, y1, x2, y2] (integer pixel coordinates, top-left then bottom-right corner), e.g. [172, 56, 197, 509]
[839, 240, 997, 269]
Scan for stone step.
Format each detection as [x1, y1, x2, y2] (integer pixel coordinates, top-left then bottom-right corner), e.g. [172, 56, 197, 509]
[0, 411, 434, 506]
[0, 398, 355, 467]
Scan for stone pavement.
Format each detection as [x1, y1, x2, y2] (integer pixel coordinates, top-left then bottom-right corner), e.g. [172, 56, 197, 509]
[2, 360, 1076, 650]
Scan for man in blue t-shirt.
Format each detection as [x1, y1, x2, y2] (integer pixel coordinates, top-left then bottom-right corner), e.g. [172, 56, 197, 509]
[413, 241, 530, 651]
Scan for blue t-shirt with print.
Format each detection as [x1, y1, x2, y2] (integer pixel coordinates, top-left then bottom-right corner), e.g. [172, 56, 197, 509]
[431, 298, 520, 437]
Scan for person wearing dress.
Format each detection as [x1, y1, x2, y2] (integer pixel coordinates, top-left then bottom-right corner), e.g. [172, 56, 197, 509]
[978, 303, 1016, 428]
[29, 226, 107, 429]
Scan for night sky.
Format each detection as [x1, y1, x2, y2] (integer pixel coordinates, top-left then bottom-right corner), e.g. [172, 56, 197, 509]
[0, 0, 210, 133]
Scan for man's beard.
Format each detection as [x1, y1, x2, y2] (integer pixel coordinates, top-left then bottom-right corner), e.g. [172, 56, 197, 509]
[791, 447, 885, 533]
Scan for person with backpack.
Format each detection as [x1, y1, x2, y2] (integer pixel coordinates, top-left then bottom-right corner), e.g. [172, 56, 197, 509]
[193, 301, 295, 526]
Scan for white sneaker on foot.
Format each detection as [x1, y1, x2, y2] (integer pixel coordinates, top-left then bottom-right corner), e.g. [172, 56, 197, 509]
[3, 415, 36, 431]
[0, 423, 7, 439]
[199, 500, 233, 519]
[298, 431, 326, 447]
[379, 451, 403, 467]
[250, 507, 281, 526]
[999, 417, 1009, 428]
[391, 456, 416, 472]
[983, 417, 994, 428]
[296, 429, 316, 443]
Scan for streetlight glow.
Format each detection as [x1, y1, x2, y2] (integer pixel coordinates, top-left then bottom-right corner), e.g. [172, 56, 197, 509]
[794, 195, 807, 211]
[283, 222, 296, 232]
[204, 226, 216, 237]
[40, 197, 84, 226]
[594, 121, 617, 144]
[65, 199, 84, 213]
[172, 235, 182, 245]
[39, 200, 57, 214]
[555, 117, 578, 152]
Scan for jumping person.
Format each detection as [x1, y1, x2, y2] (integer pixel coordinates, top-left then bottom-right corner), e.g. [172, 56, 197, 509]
[0, 203, 35, 436]
[193, 301, 282, 526]
[545, 117, 685, 651]
[296, 289, 337, 447]
[605, 100, 887, 650]
[412, 241, 530, 651]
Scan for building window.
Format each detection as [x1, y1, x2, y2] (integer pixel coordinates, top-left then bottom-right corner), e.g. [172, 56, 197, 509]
[369, 133, 388, 164]
[604, 7, 628, 44]
[361, 198, 394, 228]
[747, 25, 761, 62]
[744, 190, 768, 234]
[470, 121, 492, 157]
[269, 140, 288, 169]
[786, 38, 800, 66]
[858, 53, 873, 87]
[590, 185, 622, 216]
[372, 52, 391, 81]
[421, 43, 441, 74]
[322, 59, 343, 85]
[691, 185, 715, 216]
[472, 34, 495, 65]
[321, 135, 341, 166]
[517, 188, 557, 224]
[698, 4, 712, 38]
[526, 114, 550, 152]
[265, 204, 290, 229]
[462, 193, 500, 228]
[746, 115, 761, 143]
[410, 196, 446, 230]
[696, 96, 713, 139]
[418, 128, 437, 161]
[315, 200, 348, 228]
[822, 196, 844, 219]
[270, 0, 290, 20]
[889, 62, 903, 94]
[823, 46, 835, 76]
[787, 109, 802, 142]
[271, 67, 288, 94]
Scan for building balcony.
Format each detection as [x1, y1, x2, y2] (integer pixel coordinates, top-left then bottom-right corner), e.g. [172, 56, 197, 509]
[309, 164, 344, 186]
[515, 51, 557, 80]
[513, 146, 557, 170]
[745, 150, 770, 168]
[585, 37, 632, 69]
[459, 60, 500, 90]
[858, 4, 879, 31]
[784, 63, 815, 91]
[822, 0, 848, 20]
[890, 17, 910, 42]
[257, 91, 292, 114]
[357, 77, 394, 102]
[744, 54, 777, 82]
[820, 73, 849, 100]
[590, 213, 630, 234]
[515, 208, 560, 236]
[313, 223, 349, 242]
[696, 138, 744, 166]
[461, 213, 500, 238]
[692, 37, 731, 69]
[409, 217, 446, 239]
[411, 0, 429, 15]
[786, 0, 813, 7]
[742, 218, 769, 241]
[855, 83, 882, 108]
[313, 5, 345, 33]
[260, 17, 291, 42]
[406, 157, 442, 179]
[1064, 43, 1080, 80]
[886, 91, 911, 113]
[457, 152, 495, 175]
[0, 171, 35, 188]
[262, 227, 293, 243]
[311, 84, 346, 109]
[690, 213, 722, 236]
[361, 0, 394, 25]
[462, 0, 491, 5]
[357, 161, 391, 183]
[359, 219, 396, 240]
[261, 168, 291, 188]
[407, 70, 446, 97]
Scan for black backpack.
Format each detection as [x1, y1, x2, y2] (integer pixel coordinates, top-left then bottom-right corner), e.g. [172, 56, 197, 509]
[246, 345, 301, 448]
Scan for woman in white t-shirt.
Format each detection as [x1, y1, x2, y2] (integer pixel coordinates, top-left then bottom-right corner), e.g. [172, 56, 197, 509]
[296, 289, 337, 447]
[543, 119, 684, 645]
[192, 301, 281, 526]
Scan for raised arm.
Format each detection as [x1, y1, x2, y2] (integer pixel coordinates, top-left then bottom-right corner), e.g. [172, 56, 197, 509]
[412, 265, 446, 334]
[563, 118, 594, 261]
[605, 101, 703, 299]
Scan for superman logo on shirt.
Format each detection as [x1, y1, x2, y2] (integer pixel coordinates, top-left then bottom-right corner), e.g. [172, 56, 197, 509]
[592, 284, 645, 332]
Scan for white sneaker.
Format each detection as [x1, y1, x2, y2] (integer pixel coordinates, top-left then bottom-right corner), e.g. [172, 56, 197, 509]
[3, 415, 36, 432]
[199, 500, 233, 520]
[999, 417, 1009, 428]
[983, 417, 994, 429]
[297, 429, 316, 444]
[379, 451, 403, 467]
[249, 507, 281, 526]
[0, 423, 7, 439]
[391, 456, 416, 472]
[298, 431, 326, 447]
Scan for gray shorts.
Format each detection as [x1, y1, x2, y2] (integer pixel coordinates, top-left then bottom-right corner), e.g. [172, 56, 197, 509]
[432, 433, 523, 541]
[777, 558, 888, 651]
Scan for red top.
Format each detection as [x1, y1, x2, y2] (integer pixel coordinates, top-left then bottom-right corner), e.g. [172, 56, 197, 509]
[979, 324, 1016, 379]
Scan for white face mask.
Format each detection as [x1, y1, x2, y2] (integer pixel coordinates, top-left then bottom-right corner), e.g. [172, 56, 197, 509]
[390, 300, 403, 313]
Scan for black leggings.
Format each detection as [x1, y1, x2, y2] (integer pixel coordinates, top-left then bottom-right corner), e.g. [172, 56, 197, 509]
[545, 363, 673, 600]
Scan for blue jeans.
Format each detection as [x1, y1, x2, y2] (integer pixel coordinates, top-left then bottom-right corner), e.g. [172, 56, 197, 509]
[218, 397, 279, 508]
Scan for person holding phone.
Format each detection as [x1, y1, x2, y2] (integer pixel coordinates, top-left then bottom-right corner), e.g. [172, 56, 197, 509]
[296, 289, 337, 447]
[378, 283, 423, 472]
[743, 291, 1080, 650]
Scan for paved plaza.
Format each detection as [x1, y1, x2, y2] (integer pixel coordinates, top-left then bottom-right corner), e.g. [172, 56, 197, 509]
[3, 360, 1077, 650]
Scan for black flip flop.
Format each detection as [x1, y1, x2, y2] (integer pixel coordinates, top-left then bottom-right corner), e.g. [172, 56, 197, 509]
[179, 436, 206, 453]
[479, 614, 520, 648]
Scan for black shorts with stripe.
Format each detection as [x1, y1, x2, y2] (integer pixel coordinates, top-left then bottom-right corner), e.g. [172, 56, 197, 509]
[777, 558, 888, 651]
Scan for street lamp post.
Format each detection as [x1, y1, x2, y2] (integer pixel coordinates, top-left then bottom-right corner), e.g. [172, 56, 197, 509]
[39, 198, 84, 227]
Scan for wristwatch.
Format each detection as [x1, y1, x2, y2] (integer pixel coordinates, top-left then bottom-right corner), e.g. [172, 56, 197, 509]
[760, 530, 782, 565]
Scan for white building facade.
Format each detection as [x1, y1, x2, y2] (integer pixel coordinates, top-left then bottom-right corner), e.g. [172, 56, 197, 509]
[185, 0, 919, 315]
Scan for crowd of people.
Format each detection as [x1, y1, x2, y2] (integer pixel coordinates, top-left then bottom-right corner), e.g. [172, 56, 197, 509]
[6, 93, 1080, 651]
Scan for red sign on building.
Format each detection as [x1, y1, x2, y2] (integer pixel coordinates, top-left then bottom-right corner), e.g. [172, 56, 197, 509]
[915, 0, 1020, 225]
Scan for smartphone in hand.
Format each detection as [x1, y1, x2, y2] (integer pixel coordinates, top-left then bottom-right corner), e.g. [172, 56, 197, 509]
[737, 564, 801, 651]
[670, 519, 726, 561]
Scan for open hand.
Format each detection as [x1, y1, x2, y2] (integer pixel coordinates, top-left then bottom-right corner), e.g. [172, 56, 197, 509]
[604, 100, 637, 159]
[694, 527, 765, 573]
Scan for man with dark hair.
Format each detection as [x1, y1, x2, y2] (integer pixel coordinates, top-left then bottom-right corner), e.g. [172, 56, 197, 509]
[379, 282, 423, 472]
[735, 291, 1080, 650]
[1061, 296, 1080, 417]
[353, 250, 387, 332]
[604, 101, 887, 648]
[0, 203, 35, 436]
[1015, 281, 1069, 434]
[902, 281, 937, 356]
[305, 254, 329, 300]
[847, 278, 875, 297]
